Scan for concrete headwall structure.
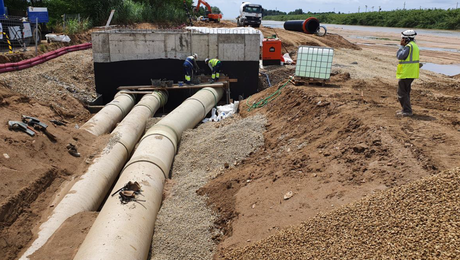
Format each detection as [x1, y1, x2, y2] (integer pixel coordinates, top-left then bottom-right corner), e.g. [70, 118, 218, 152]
[92, 28, 261, 107]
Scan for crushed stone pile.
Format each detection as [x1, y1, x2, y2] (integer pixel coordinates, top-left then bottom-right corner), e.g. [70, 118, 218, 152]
[0, 49, 96, 110]
[223, 167, 460, 259]
[151, 114, 267, 260]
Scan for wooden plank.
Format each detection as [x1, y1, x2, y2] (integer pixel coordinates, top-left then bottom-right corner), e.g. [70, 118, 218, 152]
[118, 82, 227, 90]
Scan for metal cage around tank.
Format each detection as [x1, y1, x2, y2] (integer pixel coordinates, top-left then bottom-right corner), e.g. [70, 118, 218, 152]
[0, 15, 35, 53]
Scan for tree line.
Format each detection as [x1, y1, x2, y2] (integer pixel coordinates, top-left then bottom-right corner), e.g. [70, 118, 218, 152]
[263, 8, 460, 30]
[4, 0, 196, 26]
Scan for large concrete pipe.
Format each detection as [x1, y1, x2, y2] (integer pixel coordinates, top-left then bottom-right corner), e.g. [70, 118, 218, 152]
[19, 91, 167, 260]
[74, 86, 224, 260]
[81, 92, 136, 136]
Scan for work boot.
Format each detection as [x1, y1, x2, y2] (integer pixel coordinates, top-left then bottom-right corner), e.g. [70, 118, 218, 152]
[67, 143, 81, 157]
[402, 112, 413, 117]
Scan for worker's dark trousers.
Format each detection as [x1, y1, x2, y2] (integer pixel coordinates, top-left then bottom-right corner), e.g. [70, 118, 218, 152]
[398, 78, 414, 114]
[184, 64, 193, 84]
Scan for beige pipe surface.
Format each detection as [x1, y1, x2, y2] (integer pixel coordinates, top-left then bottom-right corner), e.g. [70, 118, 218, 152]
[19, 92, 167, 260]
[81, 92, 136, 136]
[74, 87, 223, 260]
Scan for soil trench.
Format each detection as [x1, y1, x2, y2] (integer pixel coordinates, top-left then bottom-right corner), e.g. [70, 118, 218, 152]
[0, 20, 459, 260]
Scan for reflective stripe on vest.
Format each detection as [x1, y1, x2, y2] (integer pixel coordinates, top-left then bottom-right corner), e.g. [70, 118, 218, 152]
[396, 41, 420, 79]
[185, 56, 194, 66]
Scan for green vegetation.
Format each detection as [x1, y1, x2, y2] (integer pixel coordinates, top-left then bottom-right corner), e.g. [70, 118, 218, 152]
[63, 17, 92, 35]
[4, 0, 196, 33]
[264, 9, 460, 30]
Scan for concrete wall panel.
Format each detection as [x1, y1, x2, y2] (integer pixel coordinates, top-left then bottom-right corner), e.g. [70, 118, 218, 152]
[191, 34, 209, 61]
[208, 34, 218, 59]
[245, 35, 260, 61]
[92, 33, 110, 63]
[219, 43, 245, 61]
[164, 34, 176, 59]
[109, 33, 164, 42]
[93, 30, 260, 62]
[175, 34, 191, 60]
[218, 34, 245, 44]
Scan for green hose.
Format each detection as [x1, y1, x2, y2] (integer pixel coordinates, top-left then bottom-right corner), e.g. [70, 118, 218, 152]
[246, 78, 291, 111]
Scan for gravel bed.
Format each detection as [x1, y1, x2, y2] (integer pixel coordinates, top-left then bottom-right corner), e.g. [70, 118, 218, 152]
[223, 167, 460, 259]
[0, 49, 96, 106]
[150, 114, 267, 260]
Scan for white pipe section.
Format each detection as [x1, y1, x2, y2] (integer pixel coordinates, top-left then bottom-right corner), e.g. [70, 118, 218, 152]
[81, 92, 136, 136]
[74, 86, 224, 260]
[19, 91, 167, 260]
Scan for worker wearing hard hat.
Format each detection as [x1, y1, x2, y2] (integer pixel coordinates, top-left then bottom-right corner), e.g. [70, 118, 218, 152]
[183, 53, 199, 85]
[205, 58, 221, 83]
[396, 29, 421, 117]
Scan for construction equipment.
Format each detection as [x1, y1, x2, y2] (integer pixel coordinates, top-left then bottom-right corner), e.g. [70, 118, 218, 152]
[194, 0, 222, 23]
[22, 115, 57, 142]
[8, 121, 36, 136]
[262, 35, 282, 65]
[0, 0, 49, 51]
[236, 2, 262, 28]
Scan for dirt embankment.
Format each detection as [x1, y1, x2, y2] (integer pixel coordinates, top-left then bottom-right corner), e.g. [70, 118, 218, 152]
[223, 167, 460, 259]
[0, 86, 107, 260]
[0, 20, 459, 260]
[0, 39, 105, 259]
[197, 24, 460, 258]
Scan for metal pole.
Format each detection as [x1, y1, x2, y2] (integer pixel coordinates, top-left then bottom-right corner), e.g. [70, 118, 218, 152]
[35, 17, 38, 56]
[105, 9, 116, 28]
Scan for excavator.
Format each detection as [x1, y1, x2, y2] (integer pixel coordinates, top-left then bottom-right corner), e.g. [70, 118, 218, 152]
[194, 0, 222, 23]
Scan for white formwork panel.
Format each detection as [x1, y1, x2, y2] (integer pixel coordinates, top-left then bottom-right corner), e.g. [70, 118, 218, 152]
[295, 46, 334, 80]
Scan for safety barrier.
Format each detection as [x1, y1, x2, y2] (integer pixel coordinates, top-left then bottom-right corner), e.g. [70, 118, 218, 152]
[1, 32, 13, 53]
[0, 42, 92, 73]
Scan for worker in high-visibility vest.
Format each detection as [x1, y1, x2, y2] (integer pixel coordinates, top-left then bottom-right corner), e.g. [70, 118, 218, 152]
[396, 29, 421, 117]
[205, 58, 221, 83]
[183, 53, 199, 85]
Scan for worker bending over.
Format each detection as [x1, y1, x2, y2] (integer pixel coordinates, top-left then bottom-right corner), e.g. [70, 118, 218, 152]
[183, 53, 199, 85]
[205, 58, 221, 83]
[396, 29, 420, 117]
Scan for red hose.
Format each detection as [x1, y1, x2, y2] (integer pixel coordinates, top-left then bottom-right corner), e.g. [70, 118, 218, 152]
[0, 42, 92, 74]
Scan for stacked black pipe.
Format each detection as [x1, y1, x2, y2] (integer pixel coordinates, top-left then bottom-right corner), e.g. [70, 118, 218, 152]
[284, 17, 320, 34]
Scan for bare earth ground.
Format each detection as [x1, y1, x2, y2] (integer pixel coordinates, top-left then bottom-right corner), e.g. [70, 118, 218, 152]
[0, 20, 459, 260]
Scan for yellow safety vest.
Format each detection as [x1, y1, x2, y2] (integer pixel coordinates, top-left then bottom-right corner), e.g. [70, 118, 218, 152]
[396, 41, 420, 79]
[209, 59, 220, 67]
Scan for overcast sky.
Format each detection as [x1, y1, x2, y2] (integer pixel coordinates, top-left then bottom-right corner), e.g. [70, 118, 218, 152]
[199, 0, 459, 19]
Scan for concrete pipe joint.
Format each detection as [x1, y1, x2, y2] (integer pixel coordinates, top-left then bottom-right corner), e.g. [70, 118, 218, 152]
[18, 91, 167, 260]
[74, 87, 223, 260]
[81, 92, 137, 136]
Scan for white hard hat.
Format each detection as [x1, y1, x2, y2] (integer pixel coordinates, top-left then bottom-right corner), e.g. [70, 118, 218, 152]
[193, 53, 198, 59]
[205, 58, 210, 63]
[401, 29, 417, 38]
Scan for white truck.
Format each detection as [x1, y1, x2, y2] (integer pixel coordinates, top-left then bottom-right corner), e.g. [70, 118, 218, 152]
[236, 2, 262, 28]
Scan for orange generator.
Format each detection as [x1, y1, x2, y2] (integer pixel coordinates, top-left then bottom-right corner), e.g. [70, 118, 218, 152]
[262, 37, 282, 65]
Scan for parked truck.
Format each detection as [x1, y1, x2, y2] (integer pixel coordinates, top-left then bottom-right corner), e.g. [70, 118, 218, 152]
[236, 2, 262, 28]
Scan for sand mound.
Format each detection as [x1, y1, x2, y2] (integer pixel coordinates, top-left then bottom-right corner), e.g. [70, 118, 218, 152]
[223, 167, 460, 259]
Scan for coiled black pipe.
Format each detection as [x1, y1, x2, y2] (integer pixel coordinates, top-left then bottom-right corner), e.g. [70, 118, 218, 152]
[284, 17, 320, 34]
